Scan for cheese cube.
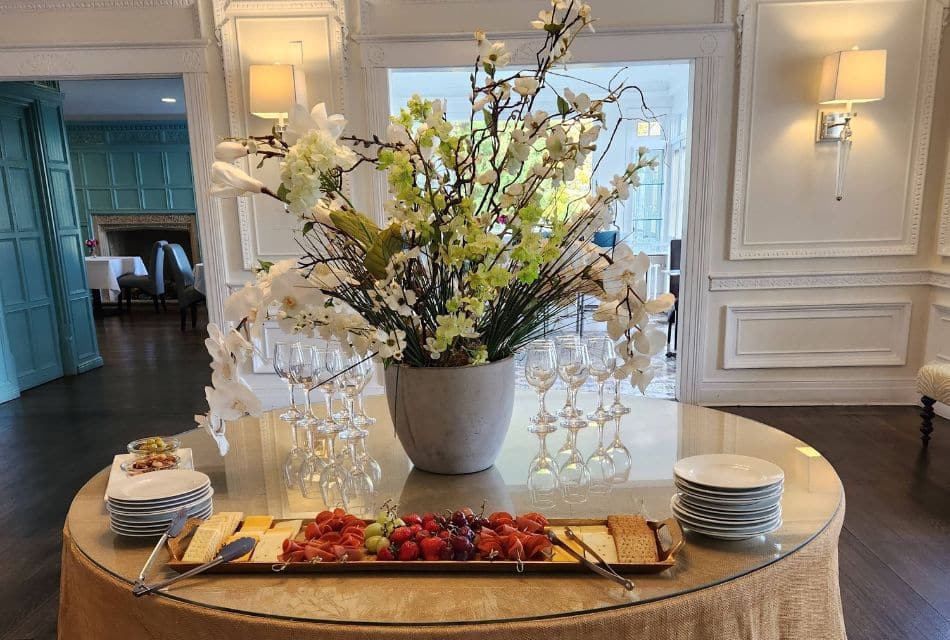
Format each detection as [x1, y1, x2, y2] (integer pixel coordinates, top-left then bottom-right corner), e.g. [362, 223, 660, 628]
[240, 515, 274, 532]
[270, 519, 303, 540]
[579, 532, 619, 564]
[249, 530, 291, 563]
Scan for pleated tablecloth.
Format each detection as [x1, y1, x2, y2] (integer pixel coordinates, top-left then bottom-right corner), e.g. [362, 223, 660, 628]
[58, 502, 846, 640]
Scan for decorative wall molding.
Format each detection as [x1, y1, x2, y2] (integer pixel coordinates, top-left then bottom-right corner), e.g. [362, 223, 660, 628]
[937, 134, 950, 255]
[723, 301, 912, 369]
[729, 0, 946, 260]
[91, 213, 200, 262]
[709, 268, 942, 290]
[925, 303, 950, 363]
[696, 377, 918, 406]
[213, 0, 347, 269]
[0, 0, 194, 11]
[66, 121, 190, 146]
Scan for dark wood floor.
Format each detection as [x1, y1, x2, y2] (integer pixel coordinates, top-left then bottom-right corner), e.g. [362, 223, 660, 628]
[0, 312, 947, 639]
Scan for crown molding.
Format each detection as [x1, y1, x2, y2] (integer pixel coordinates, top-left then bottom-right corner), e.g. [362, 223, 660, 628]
[0, 0, 195, 12]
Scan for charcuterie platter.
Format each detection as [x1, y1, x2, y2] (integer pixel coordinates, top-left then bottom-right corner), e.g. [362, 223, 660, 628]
[166, 505, 684, 575]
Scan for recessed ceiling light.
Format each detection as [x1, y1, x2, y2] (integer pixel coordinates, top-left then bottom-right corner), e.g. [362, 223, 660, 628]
[161, 97, 177, 103]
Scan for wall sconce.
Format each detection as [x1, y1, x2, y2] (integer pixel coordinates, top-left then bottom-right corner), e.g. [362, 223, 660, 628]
[816, 48, 887, 201]
[249, 63, 297, 139]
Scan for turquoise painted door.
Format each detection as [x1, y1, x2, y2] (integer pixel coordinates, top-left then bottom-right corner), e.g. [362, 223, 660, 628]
[0, 102, 64, 389]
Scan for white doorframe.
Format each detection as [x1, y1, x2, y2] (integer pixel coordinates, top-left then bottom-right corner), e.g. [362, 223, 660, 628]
[355, 25, 732, 403]
[0, 41, 227, 326]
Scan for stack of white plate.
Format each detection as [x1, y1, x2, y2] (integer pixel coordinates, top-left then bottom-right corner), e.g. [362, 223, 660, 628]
[671, 454, 784, 540]
[105, 469, 213, 537]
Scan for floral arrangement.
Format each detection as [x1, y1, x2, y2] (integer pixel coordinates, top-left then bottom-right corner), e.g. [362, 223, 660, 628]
[197, 0, 675, 442]
[84, 238, 98, 255]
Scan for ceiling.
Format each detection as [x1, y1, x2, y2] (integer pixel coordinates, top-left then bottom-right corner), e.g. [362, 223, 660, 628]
[59, 78, 186, 121]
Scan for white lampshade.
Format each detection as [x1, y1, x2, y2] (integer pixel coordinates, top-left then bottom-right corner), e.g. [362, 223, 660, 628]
[249, 64, 296, 119]
[818, 49, 887, 104]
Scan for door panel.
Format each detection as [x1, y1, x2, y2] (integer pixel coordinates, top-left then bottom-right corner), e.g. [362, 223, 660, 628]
[0, 103, 64, 389]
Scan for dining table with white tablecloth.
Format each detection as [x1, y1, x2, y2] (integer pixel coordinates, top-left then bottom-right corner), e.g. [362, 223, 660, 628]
[84, 256, 147, 294]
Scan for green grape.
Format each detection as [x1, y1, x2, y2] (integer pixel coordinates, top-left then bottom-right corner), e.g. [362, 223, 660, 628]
[364, 522, 384, 539]
[376, 510, 390, 524]
[392, 518, 405, 528]
[365, 535, 382, 552]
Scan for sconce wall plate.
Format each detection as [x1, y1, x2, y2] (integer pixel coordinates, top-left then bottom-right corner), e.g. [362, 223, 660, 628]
[816, 110, 855, 143]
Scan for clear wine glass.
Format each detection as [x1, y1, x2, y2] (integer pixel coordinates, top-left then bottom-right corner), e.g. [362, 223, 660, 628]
[298, 428, 329, 498]
[558, 426, 590, 504]
[585, 334, 617, 421]
[313, 346, 344, 435]
[606, 415, 632, 482]
[337, 354, 373, 440]
[556, 342, 590, 426]
[553, 335, 580, 419]
[527, 430, 559, 508]
[319, 436, 349, 509]
[609, 368, 631, 417]
[341, 434, 376, 518]
[273, 342, 301, 422]
[353, 360, 377, 427]
[289, 344, 318, 427]
[586, 417, 615, 495]
[525, 344, 558, 432]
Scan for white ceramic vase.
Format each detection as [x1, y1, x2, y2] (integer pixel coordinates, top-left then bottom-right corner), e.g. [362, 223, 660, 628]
[384, 357, 515, 475]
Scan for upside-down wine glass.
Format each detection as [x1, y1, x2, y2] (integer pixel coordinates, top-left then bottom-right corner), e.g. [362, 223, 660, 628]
[273, 342, 301, 422]
[586, 416, 615, 495]
[557, 342, 590, 426]
[527, 430, 559, 508]
[275, 342, 308, 488]
[585, 334, 617, 421]
[558, 425, 590, 504]
[605, 414, 633, 482]
[525, 343, 558, 432]
[288, 344, 319, 428]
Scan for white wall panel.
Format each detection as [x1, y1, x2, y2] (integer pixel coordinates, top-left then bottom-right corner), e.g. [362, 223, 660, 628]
[723, 301, 912, 368]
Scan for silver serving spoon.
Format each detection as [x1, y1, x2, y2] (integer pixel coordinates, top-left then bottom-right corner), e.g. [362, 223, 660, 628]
[132, 537, 256, 597]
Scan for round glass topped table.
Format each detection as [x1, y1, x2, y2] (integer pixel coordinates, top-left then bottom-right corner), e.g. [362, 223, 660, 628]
[60, 393, 846, 640]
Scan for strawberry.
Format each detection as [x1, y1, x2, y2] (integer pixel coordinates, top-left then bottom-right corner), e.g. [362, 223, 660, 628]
[390, 526, 412, 546]
[397, 540, 419, 561]
[421, 512, 437, 525]
[415, 530, 430, 542]
[376, 546, 395, 561]
[402, 513, 423, 526]
[419, 535, 445, 561]
[409, 523, 423, 535]
[424, 520, 442, 534]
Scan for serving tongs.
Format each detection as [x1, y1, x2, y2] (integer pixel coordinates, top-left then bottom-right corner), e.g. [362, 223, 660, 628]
[133, 507, 189, 588]
[547, 528, 634, 591]
[133, 537, 256, 597]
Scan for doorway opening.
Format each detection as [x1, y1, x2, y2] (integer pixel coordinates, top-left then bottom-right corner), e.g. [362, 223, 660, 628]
[387, 62, 691, 399]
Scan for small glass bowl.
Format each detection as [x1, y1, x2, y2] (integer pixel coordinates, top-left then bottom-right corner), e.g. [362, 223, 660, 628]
[121, 453, 181, 476]
[127, 436, 181, 457]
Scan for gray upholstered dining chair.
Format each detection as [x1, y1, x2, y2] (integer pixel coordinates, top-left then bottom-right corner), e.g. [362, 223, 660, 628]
[118, 240, 167, 314]
[162, 242, 206, 331]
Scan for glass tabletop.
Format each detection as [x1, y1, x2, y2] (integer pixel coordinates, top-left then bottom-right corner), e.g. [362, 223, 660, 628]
[66, 391, 842, 625]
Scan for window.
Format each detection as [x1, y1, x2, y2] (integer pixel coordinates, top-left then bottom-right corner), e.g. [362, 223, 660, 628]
[387, 62, 690, 258]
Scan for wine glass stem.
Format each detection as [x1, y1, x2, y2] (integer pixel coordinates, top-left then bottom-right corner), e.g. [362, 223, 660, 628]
[305, 385, 317, 419]
[324, 391, 334, 422]
[538, 387, 548, 417]
[597, 380, 606, 410]
[288, 383, 298, 412]
[289, 421, 300, 450]
[345, 392, 356, 427]
[570, 385, 579, 413]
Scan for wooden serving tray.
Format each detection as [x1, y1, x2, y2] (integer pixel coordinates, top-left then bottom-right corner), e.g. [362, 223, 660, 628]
[167, 517, 684, 575]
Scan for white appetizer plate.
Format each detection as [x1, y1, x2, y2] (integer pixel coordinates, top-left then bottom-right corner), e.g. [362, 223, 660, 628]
[673, 507, 782, 539]
[673, 454, 784, 490]
[672, 495, 780, 526]
[108, 497, 213, 523]
[677, 493, 781, 516]
[106, 489, 213, 517]
[674, 479, 783, 503]
[105, 470, 210, 502]
[110, 506, 213, 531]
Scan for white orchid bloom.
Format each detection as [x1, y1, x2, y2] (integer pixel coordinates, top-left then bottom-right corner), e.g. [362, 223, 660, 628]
[602, 244, 651, 296]
[210, 161, 263, 198]
[631, 367, 654, 394]
[195, 412, 229, 456]
[545, 127, 568, 160]
[513, 76, 540, 97]
[645, 293, 676, 314]
[285, 102, 347, 145]
[611, 174, 631, 201]
[214, 141, 249, 161]
[564, 88, 592, 113]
